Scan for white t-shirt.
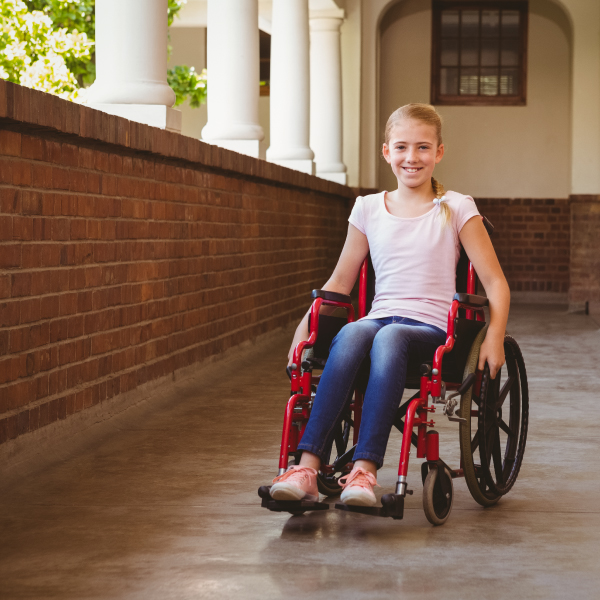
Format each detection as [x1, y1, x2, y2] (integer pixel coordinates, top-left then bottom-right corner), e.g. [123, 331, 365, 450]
[348, 190, 480, 332]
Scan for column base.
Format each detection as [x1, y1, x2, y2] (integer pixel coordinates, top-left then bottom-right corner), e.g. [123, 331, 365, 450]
[88, 104, 182, 133]
[317, 171, 347, 185]
[207, 139, 265, 160]
[268, 159, 315, 175]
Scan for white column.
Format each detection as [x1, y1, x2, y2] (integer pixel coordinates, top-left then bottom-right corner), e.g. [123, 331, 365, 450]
[266, 0, 314, 174]
[201, 0, 264, 158]
[87, 0, 181, 133]
[310, 10, 347, 185]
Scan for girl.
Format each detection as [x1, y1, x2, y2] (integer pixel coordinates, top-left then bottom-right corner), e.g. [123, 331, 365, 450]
[270, 104, 510, 507]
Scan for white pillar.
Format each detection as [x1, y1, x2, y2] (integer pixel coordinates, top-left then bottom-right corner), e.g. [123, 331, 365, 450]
[310, 11, 347, 185]
[201, 0, 264, 158]
[87, 0, 181, 133]
[266, 0, 314, 174]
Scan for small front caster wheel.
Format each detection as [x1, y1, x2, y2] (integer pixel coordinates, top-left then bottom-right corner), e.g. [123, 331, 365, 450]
[423, 466, 454, 526]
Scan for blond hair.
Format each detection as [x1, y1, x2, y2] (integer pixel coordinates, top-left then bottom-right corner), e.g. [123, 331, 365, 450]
[385, 103, 450, 227]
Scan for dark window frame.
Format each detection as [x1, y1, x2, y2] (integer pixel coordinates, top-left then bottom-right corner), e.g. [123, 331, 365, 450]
[431, 0, 529, 106]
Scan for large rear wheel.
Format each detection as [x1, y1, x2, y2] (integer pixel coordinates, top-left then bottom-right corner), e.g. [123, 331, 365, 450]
[458, 325, 501, 507]
[478, 335, 529, 496]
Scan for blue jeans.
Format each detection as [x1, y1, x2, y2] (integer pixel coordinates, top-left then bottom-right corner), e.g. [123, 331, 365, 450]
[297, 317, 446, 468]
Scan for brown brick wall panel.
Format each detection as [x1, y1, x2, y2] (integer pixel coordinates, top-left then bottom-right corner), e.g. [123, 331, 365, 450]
[569, 196, 600, 308]
[0, 80, 352, 446]
[476, 198, 570, 294]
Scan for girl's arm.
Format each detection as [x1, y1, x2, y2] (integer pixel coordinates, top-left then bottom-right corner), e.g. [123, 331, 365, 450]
[288, 224, 369, 365]
[459, 217, 510, 379]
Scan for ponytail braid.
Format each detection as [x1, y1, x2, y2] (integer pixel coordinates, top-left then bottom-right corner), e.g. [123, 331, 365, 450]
[432, 176, 451, 227]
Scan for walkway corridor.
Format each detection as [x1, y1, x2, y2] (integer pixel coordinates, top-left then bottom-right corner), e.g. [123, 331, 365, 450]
[1, 305, 599, 600]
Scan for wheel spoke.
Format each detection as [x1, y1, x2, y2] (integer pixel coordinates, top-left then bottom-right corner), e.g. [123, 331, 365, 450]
[496, 375, 515, 409]
[471, 430, 480, 454]
[499, 418, 516, 437]
[492, 429, 504, 485]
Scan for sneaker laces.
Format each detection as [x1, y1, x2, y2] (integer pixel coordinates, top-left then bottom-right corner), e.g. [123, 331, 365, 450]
[272, 465, 317, 485]
[338, 467, 379, 490]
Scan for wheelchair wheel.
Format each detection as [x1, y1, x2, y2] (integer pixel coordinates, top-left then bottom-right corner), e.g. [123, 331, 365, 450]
[478, 335, 529, 496]
[423, 466, 454, 526]
[458, 325, 502, 507]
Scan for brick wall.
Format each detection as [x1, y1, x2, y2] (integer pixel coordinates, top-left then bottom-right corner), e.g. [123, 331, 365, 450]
[569, 195, 600, 313]
[475, 198, 570, 294]
[0, 81, 354, 447]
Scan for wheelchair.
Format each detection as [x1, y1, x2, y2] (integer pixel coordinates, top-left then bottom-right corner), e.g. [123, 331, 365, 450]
[258, 217, 529, 525]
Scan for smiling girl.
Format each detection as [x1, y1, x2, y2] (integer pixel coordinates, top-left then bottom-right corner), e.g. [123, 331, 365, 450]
[269, 103, 510, 507]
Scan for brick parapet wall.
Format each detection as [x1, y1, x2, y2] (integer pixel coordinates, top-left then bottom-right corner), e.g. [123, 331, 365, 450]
[0, 81, 354, 446]
[568, 195, 600, 312]
[475, 198, 570, 294]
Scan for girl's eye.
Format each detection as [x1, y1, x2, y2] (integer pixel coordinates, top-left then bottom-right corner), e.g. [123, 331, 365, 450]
[420, 145, 430, 150]
[395, 145, 405, 150]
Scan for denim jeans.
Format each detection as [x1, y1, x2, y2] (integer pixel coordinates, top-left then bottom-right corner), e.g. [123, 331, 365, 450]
[297, 316, 446, 468]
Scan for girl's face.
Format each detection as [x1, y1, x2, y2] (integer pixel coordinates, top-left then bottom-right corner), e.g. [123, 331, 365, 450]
[383, 119, 444, 192]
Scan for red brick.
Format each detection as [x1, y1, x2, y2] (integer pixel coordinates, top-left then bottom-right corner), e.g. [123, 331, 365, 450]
[21, 134, 44, 160]
[12, 161, 31, 186]
[0, 244, 20, 268]
[21, 190, 43, 215]
[0, 129, 21, 156]
[0, 214, 12, 240]
[51, 166, 70, 190]
[6, 415, 18, 439]
[0, 301, 19, 327]
[20, 298, 41, 323]
[0, 187, 21, 213]
[11, 272, 31, 297]
[13, 216, 33, 240]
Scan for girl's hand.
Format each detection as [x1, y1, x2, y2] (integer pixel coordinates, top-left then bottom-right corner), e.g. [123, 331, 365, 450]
[288, 323, 309, 367]
[477, 332, 505, 379]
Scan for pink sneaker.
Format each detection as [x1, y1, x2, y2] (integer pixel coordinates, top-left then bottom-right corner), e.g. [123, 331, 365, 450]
[339, 467, 379, 506]
[270, 466, 319, 502]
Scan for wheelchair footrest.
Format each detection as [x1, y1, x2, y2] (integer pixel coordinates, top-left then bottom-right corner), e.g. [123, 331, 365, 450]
[335, 493, 404, 520]
[258, 486, 330, 514]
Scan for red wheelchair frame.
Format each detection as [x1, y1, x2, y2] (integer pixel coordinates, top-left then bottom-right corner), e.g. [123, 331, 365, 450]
[259, 217, 528, 524]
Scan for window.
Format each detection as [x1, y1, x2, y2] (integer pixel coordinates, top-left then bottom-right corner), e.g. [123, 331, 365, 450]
[431, 1, 528, 106]
[260, 30, 271, 96]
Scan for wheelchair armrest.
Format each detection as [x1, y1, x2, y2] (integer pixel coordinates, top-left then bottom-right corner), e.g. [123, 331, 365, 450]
[453, 293, 489, 308]
[312, 289, 352, 304]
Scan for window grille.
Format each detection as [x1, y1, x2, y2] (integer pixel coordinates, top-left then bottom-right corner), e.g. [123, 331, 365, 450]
[431, 1, 528, 106]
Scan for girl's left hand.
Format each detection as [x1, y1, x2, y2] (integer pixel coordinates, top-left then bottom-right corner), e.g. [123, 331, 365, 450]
[477, 333, 505, 379]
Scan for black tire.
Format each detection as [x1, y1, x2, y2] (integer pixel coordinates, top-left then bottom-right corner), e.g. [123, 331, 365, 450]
[478, 335, 529, 496]
[423, 466, 454, 526]
[459, 325, 502, 507]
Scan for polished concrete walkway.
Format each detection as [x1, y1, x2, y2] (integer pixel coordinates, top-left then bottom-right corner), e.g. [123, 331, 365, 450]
[1, 306, 599, 600]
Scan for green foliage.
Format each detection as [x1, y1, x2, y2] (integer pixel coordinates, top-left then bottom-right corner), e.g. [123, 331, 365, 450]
[24, 0, 95, 85]
[1, 0, 205, 108]
[167, 0, 185, 27]
[167, 65, 207, 108]
[1, 0, 93, 100]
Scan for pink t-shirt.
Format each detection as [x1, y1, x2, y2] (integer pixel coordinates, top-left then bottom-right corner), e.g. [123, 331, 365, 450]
[349, 190, 480, 332]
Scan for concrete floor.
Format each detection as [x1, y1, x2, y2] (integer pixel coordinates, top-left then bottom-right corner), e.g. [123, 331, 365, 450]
[1, 305, 599, 600]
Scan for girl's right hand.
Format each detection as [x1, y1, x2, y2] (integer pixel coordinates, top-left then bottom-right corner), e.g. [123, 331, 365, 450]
[287, 322, 309, 367]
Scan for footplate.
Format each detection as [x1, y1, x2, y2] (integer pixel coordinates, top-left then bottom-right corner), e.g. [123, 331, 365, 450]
[335, 493, 405, 520]
[258, 486, 330, 514]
